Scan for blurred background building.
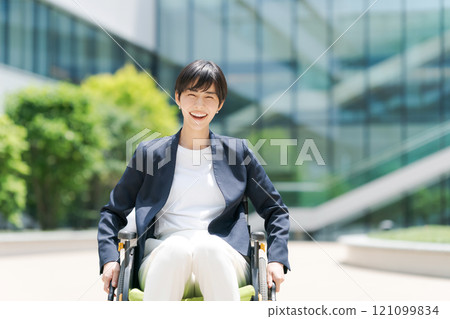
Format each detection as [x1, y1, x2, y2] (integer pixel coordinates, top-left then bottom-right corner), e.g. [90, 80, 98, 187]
[1, 0, 449, 238]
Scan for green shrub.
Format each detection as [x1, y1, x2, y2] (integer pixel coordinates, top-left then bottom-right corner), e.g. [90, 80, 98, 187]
[6, 84, 106, 229]
[0, 114, 29, 227]
[81, 64, 179, 214]
[5, 65, 179, 229]
[82, 63, 178, 144]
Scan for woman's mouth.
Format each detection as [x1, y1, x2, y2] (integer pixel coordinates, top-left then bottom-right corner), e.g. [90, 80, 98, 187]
[189, 112, 208, 120]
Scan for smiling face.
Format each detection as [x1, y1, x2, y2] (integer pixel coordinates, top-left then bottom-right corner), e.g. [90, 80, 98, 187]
[176, 83, 224, 132]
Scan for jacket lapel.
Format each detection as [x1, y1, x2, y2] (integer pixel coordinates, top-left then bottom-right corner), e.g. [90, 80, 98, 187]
[142, 129, 181, 227]
[210, 130, 234, 210]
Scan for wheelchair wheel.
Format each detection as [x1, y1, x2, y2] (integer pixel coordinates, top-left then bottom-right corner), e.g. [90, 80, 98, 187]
[258, 256, 268, 301]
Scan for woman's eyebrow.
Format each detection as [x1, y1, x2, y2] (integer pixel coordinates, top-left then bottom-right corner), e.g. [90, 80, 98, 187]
[188, 88, 217, 95]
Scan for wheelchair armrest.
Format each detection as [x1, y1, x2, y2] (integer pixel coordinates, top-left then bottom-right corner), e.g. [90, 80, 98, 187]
[251, 231, 265, 241]
[118, 229, 137, 240]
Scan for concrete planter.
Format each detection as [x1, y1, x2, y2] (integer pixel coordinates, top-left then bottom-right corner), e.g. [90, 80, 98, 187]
[338, 234, 450, 278]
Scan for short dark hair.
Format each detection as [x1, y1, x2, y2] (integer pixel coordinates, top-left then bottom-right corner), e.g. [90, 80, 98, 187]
[175, 60, 227, 105]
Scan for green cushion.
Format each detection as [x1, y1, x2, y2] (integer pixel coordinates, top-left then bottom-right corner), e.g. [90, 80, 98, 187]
[129, 285, 255, 301]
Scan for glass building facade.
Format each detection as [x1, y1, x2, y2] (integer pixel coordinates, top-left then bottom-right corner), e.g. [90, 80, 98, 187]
[155, 0, 450, 237]
[1, 0, 450, 236]
[0, 0, 156, 82]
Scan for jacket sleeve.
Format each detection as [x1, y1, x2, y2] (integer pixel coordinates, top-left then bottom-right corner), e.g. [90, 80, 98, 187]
[243, 140, 291, 273]
[97, 145, 145, 274]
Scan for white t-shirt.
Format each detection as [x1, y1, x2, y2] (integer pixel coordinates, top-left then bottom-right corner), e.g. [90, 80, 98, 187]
[154, 144, 226, 239]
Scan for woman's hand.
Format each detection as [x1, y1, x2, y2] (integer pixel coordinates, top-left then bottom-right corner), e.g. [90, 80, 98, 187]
[267, 262, 285, 292]
[102, 261, 120, 293]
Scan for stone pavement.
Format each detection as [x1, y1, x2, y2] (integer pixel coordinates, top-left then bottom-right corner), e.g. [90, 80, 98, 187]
[1, 230, 450, 301]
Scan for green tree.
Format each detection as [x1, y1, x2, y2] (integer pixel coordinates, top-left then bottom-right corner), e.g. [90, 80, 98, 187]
[6, 84, 107, 229]
[82, 63, 178, 141]
[81, 64, 179, 214]
[0, 114, 29, 227]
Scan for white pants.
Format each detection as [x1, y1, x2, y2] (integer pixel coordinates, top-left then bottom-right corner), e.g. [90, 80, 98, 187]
[138, 230, 250, 301]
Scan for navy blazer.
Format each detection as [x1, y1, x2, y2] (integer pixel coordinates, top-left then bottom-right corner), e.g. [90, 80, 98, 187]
[98, 128, 290, 281]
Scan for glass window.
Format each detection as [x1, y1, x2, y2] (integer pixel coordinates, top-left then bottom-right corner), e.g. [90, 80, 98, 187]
[74, 22, 92, 81]
[159, 0, 189, 63]
[48, 9, 60, 79]
[334, 122, 366, 173]
[192, 0, 222, 62]
[34, 2, 49, 77]
[86, 27, 97, 77]
[445, 0, 450, 121]
[97, 32, 113, 74]
[0, 0, 7, 64]
[228, 1, 257, 64]
[158, 59, 180, 98]
[0, 0, 155, 86]
[367, 1, 403, 66]
[124, 42, 140, 69]
[110, 38, 126, 73]
[368, 123, 403, 174]
[56, 13, 73, 81]
[135, 46, 152, 72]
[22, 0, 33, 72]
[8, 0, 24, 69]
[123, 43, 153, 74]
[294, 0, 329, 116]
[332, 0, 366, 121]
[224, 1, 258, 102]
[405, 0, 441, 126]
[368, 0, 402, 120]
[260, 0, 293, 100]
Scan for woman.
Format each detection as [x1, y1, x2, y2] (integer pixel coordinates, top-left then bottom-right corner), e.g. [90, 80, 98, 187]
[98, 60, 290, 301]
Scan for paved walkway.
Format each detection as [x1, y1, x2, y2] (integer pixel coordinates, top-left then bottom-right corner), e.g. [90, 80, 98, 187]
[1, 230, 450, 301]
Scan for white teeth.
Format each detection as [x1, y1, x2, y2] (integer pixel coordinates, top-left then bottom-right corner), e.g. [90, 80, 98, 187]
[190, 112, 207, 118]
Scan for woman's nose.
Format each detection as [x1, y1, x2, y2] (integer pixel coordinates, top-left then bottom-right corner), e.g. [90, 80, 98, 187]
[195, 96, 205, 106]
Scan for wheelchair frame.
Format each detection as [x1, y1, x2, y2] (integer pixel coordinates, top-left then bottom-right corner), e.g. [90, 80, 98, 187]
[108, 196, 276, 301]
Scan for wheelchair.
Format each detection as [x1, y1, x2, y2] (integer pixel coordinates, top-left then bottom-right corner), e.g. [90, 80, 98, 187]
[107, 196, 276, 301]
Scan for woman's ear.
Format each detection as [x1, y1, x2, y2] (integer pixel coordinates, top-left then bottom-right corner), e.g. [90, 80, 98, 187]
[217, 100, 225, 112]
[175, 91, 181, 107]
